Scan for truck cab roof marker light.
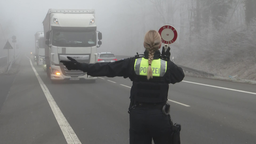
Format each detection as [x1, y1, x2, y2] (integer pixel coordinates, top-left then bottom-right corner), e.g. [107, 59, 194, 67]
[90, 19, 95, 24]
[53, 18, 59, 25]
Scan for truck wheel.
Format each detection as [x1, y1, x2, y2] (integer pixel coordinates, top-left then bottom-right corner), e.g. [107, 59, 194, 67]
[47, 66, 51, 78]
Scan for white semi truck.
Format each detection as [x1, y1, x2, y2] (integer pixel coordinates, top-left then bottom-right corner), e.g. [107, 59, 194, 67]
[43, 9, 102, 82]
[34, 31, 45, 66]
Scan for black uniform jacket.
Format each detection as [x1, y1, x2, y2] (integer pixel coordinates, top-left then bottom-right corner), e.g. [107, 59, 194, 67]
[80, 50, 185, 84]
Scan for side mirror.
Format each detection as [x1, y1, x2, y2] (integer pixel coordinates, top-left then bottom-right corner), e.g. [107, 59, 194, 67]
[45, 40, 49, 45]
[98, 32, 102, 40]
[97, 41, 102, 48]
[36, 40, 39, 47]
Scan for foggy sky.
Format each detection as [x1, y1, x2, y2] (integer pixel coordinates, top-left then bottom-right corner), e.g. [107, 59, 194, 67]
[0, 0, 164, 56]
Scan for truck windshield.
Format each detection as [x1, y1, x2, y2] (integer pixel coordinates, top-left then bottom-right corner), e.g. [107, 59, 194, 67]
[52, 29, 96, 47]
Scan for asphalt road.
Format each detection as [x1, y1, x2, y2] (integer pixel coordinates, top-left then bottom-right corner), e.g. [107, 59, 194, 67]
[0, 56, 256, 144]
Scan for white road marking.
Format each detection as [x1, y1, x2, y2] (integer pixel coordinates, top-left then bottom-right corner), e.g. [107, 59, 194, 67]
[168, 99, 190, 107]
[183, 80, 256, 95]
[29, 58, 82, 144]
[107, 80, 116, 83]
[120, 84, 131, 89]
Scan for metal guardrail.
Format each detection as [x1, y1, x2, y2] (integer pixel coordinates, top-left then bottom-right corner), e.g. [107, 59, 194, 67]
[0, 56, 7, 62]
[6, 56, 20, 73]
[180, 65, 214, 77]
[0, 56, 8, 74]
[0, 56, 20, 74]
[6, 60, 13, 73]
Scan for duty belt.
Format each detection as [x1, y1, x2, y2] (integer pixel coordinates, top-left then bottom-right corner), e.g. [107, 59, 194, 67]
[136, 103, 164, 108]
[134, 103, 170, 115]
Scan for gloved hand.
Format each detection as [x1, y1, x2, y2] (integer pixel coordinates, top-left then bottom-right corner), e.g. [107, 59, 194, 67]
[165, 47, 171, 59]
[161, 47, 171, 61]
[60, 56, 82, 70]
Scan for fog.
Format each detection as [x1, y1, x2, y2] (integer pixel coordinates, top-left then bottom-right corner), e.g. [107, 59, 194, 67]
[1, 0, 256, 79]
[0, 0, 170, 56]
[0, 0, 186, 56]
[1, 1, 256, 144]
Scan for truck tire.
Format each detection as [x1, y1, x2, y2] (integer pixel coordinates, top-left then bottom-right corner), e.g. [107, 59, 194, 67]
[36, 55, 39, 66]
[47, 66, 51, 78]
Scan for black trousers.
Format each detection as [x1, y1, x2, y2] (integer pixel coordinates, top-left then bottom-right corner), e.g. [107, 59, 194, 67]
[129, 106, 173, 144]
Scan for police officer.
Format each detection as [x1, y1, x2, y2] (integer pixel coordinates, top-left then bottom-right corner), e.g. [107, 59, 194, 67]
[61, 30, 184, 144]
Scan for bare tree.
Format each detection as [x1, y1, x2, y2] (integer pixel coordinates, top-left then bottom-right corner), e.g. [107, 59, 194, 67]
[245, 0, 256, 26]
[149, 0, 179, 24]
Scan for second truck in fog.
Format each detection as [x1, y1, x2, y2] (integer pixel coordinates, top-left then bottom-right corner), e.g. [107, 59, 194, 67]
[43, 9, 102, 82]
[34, 31, 45, 66]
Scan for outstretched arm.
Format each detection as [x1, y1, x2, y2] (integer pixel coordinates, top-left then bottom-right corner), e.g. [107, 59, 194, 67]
[82, 58, 134, 77]
[61, 57, 135, 78]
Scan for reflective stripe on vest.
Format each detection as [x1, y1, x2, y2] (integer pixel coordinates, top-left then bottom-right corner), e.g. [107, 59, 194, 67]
[134, 58, 167, 77]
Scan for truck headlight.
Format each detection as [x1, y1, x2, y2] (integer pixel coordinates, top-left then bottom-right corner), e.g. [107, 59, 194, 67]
[52, 68, 61, 76]
[56, 72, 61, 76]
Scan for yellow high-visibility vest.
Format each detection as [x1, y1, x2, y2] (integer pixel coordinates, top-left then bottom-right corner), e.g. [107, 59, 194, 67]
[134, 58, 167, 77]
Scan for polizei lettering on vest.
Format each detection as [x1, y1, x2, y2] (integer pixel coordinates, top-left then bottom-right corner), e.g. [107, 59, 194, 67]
[140, 67, 159, 74]
[152, 67, 159, 74]
[140, 67, 147, 73]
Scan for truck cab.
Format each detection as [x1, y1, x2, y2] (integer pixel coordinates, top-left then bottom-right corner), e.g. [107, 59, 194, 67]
[43, 9, 102, 82]
[34, 31, 45, 66]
